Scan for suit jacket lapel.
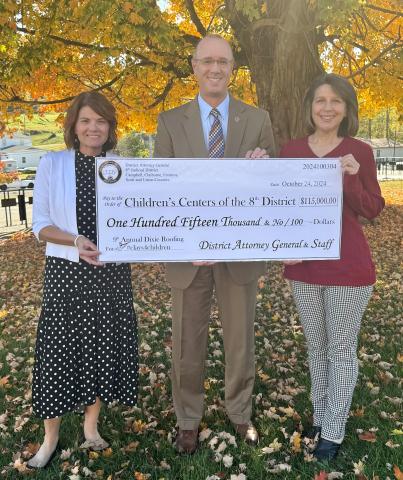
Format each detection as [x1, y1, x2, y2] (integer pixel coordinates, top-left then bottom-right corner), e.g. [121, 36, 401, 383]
[225, 97, 247, 158]
[183, 98, 208, 158]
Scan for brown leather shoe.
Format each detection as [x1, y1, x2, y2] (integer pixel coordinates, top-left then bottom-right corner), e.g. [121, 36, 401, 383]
[233, 422, 259, 445]
[175, 428, 198, 454]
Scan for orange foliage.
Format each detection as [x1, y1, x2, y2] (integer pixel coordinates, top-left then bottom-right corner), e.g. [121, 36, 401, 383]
[0, 0, 400, 135]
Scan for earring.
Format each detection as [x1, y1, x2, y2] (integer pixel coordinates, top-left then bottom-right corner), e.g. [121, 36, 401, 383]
[73, 135, 80, 149]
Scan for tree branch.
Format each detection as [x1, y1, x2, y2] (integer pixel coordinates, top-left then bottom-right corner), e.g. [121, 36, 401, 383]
[323, 35, 370, 53]
[364, 3, 403, 17]
[16, 26, 111, 51]
[326, 38, 362, 73]
[147, 78, 175, 109]
[347, 41, 402, 79]
[206, 4, 226, 32]
[184, 0, 206, 36]
[0, 72, 126, 105]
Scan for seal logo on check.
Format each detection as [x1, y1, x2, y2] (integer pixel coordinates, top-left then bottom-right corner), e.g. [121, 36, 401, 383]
[98, 160, 122, 184]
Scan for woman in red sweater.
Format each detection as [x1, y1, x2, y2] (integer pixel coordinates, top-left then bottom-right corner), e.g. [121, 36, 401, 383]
[280, 74, 384, 460]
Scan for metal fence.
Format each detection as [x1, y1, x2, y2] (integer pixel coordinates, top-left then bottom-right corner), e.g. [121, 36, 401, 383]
[376, 157, 403, 179]
[1, 187, 33, 230]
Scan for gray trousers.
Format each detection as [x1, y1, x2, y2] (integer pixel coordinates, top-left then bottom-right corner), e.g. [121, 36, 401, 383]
[291, 281, 373, 442]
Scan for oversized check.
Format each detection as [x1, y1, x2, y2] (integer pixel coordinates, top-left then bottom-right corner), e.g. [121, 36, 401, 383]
[95, 158, 342, 262]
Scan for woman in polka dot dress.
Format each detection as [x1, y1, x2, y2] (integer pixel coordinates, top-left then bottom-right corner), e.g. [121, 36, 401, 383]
[28, 92, 138, 469]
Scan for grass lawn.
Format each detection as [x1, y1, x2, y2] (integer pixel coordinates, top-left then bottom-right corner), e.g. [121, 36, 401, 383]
[0, 182, 401, 480]
[8, 113, 64, 150]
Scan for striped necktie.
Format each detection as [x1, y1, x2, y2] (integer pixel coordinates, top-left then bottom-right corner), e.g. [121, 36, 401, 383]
[208, 108, 225, 158]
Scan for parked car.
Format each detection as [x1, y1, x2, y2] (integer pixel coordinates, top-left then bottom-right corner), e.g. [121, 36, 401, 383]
[0, 175, 35, 191]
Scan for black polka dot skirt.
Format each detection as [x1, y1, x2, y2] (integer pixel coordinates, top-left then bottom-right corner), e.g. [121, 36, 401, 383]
[32, 151, 138, 419]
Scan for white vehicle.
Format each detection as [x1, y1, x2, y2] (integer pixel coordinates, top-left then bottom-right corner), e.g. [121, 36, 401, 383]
[0, 175, 35, 191]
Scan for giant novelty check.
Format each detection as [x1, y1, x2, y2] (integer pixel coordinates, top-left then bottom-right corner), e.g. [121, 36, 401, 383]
[95, 158, 343, 262]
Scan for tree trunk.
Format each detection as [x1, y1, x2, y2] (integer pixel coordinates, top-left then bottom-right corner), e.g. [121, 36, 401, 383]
[227, 0, 324, 152]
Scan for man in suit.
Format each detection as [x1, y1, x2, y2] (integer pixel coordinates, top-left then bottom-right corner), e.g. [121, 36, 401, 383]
[154, 34, 275, 454]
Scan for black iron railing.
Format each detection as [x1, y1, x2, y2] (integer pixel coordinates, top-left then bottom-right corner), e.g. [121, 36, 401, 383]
[1, 188, 33, 228]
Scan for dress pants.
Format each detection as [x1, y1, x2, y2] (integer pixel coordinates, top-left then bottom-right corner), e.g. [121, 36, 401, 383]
[171, 264, 258, 430]
[291, 281, 373, 442]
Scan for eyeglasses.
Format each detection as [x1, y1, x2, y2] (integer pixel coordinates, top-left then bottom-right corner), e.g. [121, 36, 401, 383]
[193, 58, 233, 67]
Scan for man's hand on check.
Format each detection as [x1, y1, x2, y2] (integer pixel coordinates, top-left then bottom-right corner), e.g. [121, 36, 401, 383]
[245, 148, 269, 159]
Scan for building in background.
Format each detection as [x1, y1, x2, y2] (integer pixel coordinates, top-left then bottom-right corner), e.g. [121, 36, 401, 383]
[360, 138, 403, 160]
[0, 132, 48, 169]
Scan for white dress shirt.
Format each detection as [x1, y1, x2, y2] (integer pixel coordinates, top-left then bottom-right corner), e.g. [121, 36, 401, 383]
[197, 93, 229, 149]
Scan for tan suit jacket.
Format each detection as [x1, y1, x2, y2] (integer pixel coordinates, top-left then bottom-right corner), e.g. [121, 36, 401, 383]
[154, 96, 275, 289]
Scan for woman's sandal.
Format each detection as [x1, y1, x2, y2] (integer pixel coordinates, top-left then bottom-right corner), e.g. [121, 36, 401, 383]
[26, 443, 60, 470]
[79, 438, 109, 451]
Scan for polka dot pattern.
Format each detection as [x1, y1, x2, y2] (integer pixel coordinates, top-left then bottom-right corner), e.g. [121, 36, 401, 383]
[32, 150, 138, 419]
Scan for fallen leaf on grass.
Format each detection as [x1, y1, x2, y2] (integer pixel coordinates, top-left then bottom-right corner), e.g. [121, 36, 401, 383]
[14, 415, 29, 432]
[82, 466, 97, 478]
[122, 441, 139, 453]
[394, 465, 403, 480]
[230, 474, 246, 480]
[385, 440, 400, 448]
[358, 431, 377, 443]
[102, 447, 113, 457]
[267, 463, 292, 473]
[0, 410, 8, 425]
[21, 442, 40, 459]
[261, 437, 282, 454]
[222, 454, 233, 468]
[353, 460, 365, 475]
[199, 428, 212, 441]
[352, 407, 365, 417]
[378, 361, 393, 370]
[328, 473, 344, 479]
[314, 472, 328, 480]
[132, 419, 147, 433]
[60, 448, 73, 460]
[258, 372, 270, 382]
[0, 375, 10, 387]
[160, 460, 170, 470]
[290, 431, 302, 452]
[134, 473, 151, 480]
[13, 458, 30, 473]
[279, 406, 295, 417]
[216, 440, 227, 453]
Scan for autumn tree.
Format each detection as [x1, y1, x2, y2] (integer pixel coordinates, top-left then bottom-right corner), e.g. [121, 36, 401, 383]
[0, 0, 401, 149]
[117, 132, 150, 157]
[0, 160, 18, 185]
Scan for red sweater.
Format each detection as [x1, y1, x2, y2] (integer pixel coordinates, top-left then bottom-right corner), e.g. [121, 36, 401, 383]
[280, 136, 385, 286]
